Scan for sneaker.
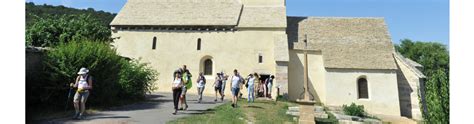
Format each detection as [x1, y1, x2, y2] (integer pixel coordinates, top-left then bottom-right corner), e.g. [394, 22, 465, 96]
[73, 112, 80, 119]
[77, 113, 84, 120]
[172, 110, 177, 115]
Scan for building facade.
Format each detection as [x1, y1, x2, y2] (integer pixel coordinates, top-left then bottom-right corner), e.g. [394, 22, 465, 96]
[110, 0, 426, 120]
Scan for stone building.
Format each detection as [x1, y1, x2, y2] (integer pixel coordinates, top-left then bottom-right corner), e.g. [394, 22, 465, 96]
[110, 0, 426, 120]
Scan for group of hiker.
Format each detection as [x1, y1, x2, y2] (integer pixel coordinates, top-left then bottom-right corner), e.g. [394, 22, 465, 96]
[172, 65, 275, 115]
[66, 65, 276, 118]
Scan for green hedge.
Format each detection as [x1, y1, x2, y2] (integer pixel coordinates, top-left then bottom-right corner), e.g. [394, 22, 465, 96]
[33, 40, 157, 108]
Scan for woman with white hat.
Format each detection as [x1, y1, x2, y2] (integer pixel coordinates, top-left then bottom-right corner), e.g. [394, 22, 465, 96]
[70, 67, 93, 119]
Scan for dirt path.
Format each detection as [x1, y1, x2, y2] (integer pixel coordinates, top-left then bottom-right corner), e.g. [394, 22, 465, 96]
[39, 92, 226, 124]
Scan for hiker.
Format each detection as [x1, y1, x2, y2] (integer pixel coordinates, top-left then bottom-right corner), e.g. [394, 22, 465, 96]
[265, 75, 275, 98]
[230, 69, 244, 108]
[172, 71, 184, 115]
[69, 67, 93, 119]
[196, 72, 206, 103]
[221, 72, 228, 99]
[246, 73, 258, 103]
[213, 73, 224, 102]
[180, 65, 192, 110]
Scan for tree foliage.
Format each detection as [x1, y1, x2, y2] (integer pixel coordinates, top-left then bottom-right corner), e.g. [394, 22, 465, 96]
[395, 39, 449, 123]
[26, 2, 116, 28]
[26, 14, 111, 47]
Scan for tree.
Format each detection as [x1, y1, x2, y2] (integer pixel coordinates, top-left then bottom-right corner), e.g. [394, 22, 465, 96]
[26, 14, 111, 47]
[395, 39, 449, 123]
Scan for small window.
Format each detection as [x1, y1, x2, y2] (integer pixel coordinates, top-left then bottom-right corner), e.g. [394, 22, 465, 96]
[197, 38, 201, 50]
[358, 78, 369, 99]
[204, 59, 212, 75]
[258, 54, 263, 63]
[152, 37, 157, 50]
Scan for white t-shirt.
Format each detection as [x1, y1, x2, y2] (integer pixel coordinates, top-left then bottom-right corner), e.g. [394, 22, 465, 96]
[78, 75, 89, 89]
[197, 76, 205, 88]
[231, 75, 241, 88]
[173, 78, 182, 87]
[248, 77, 255, 86]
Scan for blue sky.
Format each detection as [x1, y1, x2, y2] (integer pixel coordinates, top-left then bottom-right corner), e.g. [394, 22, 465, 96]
[26, 0, 449, 46]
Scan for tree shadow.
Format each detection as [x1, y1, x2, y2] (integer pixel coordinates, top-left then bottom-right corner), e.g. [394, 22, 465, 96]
[245, 105, 264, 109]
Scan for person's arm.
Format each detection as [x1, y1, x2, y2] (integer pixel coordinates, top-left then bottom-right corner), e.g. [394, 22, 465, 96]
[87, 76, 93, 90]
[71, 76, 80, 88]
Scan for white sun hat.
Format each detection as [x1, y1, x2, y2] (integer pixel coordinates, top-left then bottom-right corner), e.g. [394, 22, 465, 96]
[77, 67, 89, 75]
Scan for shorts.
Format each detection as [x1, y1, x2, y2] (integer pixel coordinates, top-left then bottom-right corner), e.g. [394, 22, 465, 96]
[215, 86, 222, 92]
[181, 86, 187, 96]
[73, 90, 89, 103]
[231, 87, 240, 96]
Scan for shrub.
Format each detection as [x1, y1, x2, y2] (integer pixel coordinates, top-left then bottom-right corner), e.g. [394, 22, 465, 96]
[37, 40, 157, 108]
[342, 103, 366, 117]
[118, 59, 158, 100]
[26, 14, 111, 47]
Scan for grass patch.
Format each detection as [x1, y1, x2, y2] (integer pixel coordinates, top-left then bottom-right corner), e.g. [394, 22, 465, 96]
[168, 99, 298, 124]
[168, 102, 246, 124]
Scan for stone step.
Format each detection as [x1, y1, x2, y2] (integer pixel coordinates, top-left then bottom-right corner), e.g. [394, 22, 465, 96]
[288, 106, 325, 112]
[285, 111, 328, 119]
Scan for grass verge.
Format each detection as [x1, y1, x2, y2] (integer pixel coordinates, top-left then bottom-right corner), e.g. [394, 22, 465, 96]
[168, 98, 297, 124]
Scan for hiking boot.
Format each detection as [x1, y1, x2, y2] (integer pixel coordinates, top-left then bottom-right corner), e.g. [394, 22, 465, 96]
[73, 112, 80, 119]
[77, 113, 84, 120]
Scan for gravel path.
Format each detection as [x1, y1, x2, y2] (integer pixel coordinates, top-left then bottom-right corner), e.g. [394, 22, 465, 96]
[42, 92, 227, 124]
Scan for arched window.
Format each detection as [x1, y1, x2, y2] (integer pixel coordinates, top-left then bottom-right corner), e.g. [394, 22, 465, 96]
[204, 59, 212, 75]
[152, 37, 157, 50]
[197, 38, 201, 50]
[357, 77, 369, 99]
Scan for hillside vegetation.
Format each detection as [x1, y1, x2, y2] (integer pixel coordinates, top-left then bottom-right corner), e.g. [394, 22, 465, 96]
[26, 2, 116, 28]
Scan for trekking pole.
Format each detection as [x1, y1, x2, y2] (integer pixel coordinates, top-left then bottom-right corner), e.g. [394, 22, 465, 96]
[65, 83, 73, 111]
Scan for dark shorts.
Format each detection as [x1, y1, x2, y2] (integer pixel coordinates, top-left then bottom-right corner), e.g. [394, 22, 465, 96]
[231, 87, 240, 96]
[215, 86, 222, 92]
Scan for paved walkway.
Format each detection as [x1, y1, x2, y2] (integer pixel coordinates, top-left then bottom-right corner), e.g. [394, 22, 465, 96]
[43, 92, 227, 124]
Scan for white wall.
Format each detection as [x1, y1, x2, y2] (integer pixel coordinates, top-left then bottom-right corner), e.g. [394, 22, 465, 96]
[325, 68, 401, 116]
[111, 29, 286, 98]
[288, 50, 326, 103]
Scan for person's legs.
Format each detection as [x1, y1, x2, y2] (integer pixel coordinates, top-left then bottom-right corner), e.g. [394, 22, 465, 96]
[73, 92, 81, 119]
[197, 87, 203, 102]
[172, 88, 182, 114]
[267, 83, 272, 98]
[180, 87, 187, 109]
[235, 88, 240, 107]
[249, 86, 254, 102]
[263, 83, 267, 97]
[78, 91, 89, 119]
[214, 87, 218, 102]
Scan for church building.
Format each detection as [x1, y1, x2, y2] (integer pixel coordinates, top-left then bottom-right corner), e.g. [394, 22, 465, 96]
[110, 0, 426, 120]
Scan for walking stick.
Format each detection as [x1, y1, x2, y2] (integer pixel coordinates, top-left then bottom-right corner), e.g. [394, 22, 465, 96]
[65, 83, 73, 111]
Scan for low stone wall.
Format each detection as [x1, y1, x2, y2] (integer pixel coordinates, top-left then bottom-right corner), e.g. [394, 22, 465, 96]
[26, 47, 47, 84]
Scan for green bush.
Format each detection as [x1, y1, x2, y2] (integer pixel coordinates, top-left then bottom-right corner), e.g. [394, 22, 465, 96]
[26, 14, 111, 47]
[118, 59, 158, 100]
[395, 39, 449, 123]
[342, 103, 366, 117]
[37, 40, 157, 108]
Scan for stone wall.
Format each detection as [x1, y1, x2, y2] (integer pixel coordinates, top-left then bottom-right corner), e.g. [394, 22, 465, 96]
[394, 54, 425, 120]
[26, 47, 46, 84]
